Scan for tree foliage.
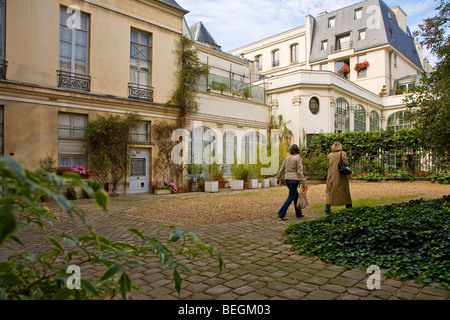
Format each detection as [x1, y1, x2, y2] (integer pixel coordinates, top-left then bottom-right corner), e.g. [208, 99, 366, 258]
[405, 0, 450, 155]
[85, 113, 141, 195]
[166, 36, 210, 127]
[0, 156, 223, 300]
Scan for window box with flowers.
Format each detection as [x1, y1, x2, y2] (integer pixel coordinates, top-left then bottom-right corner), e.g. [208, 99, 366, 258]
[337, 63, 350, 79]
[72, 165, 95, 179]
[354, 60, 369, 78]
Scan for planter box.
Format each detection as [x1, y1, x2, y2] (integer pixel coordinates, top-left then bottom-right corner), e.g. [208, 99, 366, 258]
[190, 183, 199, 192]
[269, 177, 277, 186]
[155, 189, 171, 195]
[262, 179, 270, 188]
[257, 183, 262, 189]
[230, 180, 244, 190]
[248, 179, 258, 189]
[205, 181, 219, 193]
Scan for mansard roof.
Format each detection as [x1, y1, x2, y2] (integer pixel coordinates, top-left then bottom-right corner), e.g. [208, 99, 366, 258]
[189, 21, 221, 51]
[309, 0, 423, 70]
[157, 0, 188, 12]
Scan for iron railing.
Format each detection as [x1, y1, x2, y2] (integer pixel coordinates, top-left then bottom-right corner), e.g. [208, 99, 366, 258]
[57, 70, 91, 91]
[128, 83, 154, 101]
[0, 60, 6, 80]
[331, 41, 353, 53]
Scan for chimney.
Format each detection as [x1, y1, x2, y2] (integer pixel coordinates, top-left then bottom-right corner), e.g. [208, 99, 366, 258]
[391, 6, 407, 34]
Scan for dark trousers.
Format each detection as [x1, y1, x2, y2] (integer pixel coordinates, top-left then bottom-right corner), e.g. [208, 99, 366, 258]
[279, 180, 302, 217]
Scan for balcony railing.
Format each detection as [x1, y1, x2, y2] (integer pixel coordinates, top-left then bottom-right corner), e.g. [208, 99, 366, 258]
[57, 70, 91, 91]
[0, 60, 6, 80]
[331, 41, 353, 53]
[128, 83, 154, 102]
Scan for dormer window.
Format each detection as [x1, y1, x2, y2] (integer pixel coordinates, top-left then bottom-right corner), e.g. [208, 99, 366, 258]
[321, 40, 328, 51]
[354, 8, 362, 20]
[388, 11, 392, 21]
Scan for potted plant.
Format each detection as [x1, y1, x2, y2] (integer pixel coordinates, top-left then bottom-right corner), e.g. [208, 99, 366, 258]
[230, 164, 248, 190]
[337, 63, 350, 79]
[354, 60, 369, 72]
[153, 182, 172, 195]
[66, 186, 77, 200]
[242, 86, 250, 99]
[247, 164, 259, 189]
[72, 165, 94, 180]
[204, 163, 219, 193]
[187, 164, 203, 192]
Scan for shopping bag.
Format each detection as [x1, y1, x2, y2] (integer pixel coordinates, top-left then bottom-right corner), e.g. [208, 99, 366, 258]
[297, 185, 308, 210]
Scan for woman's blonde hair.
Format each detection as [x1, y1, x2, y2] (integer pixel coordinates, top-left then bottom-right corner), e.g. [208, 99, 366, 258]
[331, 141, 343, 153]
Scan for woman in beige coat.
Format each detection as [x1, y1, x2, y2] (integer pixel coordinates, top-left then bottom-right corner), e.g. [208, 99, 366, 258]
[325, 141, 353, 214]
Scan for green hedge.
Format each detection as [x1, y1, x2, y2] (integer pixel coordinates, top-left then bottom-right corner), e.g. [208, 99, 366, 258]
[284, 196, 450, 288]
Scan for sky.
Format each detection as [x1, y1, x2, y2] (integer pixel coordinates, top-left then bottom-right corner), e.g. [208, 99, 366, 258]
[175, 0, 440, 66]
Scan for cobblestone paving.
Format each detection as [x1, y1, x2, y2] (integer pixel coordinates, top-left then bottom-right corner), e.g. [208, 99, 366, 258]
[1, 194, 449, 301]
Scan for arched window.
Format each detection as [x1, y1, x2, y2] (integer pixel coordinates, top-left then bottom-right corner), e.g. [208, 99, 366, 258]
[223, 130, 237, 175]
[354, 104, 366, 132]
[190, 126, 217, 165]
[309, 97, 320, 115]
[387, 111, 412, 131]
[370, 111, 380, 131]
[243, 132, 259, 165]
[335, 97, 350, 133]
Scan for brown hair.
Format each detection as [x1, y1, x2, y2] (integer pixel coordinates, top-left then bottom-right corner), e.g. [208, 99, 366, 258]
[290, 144, 300, 155]
[331, 141, 343, 153]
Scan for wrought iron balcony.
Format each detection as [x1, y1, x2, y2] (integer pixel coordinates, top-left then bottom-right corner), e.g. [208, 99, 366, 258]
[128, 83, 154, 101]
[0, 60, 6, 80]
[57, 70, 91, 91]
[330, 41, 353, 53]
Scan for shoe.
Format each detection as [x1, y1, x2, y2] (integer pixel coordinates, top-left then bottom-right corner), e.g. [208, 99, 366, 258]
[278, 213, 288, 221]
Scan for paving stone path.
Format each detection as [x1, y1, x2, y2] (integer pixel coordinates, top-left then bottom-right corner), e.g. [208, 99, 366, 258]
[1, 194, 449, 301]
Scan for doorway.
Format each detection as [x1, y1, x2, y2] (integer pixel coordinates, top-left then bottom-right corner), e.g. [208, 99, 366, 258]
[129, 148, 150, 194]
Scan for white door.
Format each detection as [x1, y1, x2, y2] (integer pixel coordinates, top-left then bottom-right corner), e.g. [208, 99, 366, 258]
[129, 148, 150, 194]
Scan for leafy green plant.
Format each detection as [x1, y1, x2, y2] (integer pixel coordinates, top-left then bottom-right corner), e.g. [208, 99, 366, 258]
[231, 164, 249, 181]
[302, 152, 327, 179]
[242, 86, 250, 99]
[359, 171, 382, 182]
[86, 181, 102, 192]
[0, 156, 223, 300]
[284, 197, 450, 288]
[66, 186, 77, 200]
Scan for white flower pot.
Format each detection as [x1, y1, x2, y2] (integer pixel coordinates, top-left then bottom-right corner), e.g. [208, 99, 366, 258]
[269, 177, 277, 186]
[230, 180, 244, 190]
[263, 179, 270, 188]
[248, 179, 258, 189]
[257, 183, 262, 189]
[205, 181, 219, 193]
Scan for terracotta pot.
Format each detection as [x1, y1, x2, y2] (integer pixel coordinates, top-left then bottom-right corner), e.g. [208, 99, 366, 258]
[244, 182, 249, 189]
[218, 181, 224, 189]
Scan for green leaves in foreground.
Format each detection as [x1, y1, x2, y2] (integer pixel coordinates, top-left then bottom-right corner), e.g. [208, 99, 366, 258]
[284, 196, 450, 288]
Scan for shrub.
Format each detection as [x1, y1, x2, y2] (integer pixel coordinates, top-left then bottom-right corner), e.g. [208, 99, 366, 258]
[284, 197, 450, 288]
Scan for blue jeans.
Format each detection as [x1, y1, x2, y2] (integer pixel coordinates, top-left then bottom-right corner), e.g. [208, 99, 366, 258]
[279, 180, 302, 218]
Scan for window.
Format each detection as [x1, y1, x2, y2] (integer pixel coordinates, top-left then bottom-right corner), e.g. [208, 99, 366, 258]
[388, 11, 392, 21]
[357, 54, 368, 77]
[223, 131, 237, 175]
[328, 17, 335, 28]
[130, 158, 146, 176]
[272, 50, 280, 68]
[387, 111, 413, 131]
[354, 8, 362, 20]
[130, 29, 151, 88]
[59, 7, 89, 75]
[0, 106, 3, 155]
[320, 63, 328, 71]
[358, 29, 366, 41]
[370, 111, 380, 131]
[190, 126, 217, 165]
[0, 0, 5, 61]
[309, 97, 320, 115]
[58, 113, 88, 168]
[243, 132, 264, 165]
[321, 40, 328, 51]
[131, 121, 150, 142]
[290, 44, 298, 63]
[255, 55, 262, 71]
[335, 98, 350, 133]
[336, 34, 351, 51]
[354, 105, 366, 132]
[394, 54, 398, 68]
[389, 28, 394, 41]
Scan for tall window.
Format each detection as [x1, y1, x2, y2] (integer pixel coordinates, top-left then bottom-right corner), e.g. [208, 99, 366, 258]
[190, 126, 217, 165]
[0, 106, 3, 155]
[336, 34, 351, 51]
[0, 0, 5, 61]
[59, 7, 89, 75]
[321, 40, 328, 51]
[358, 29, 366, 41]
[387, 111, 412, 131]
[130, 29, 151, 88]
[354, 8, 362, 20]
[255, 55, 262, 71]
[131, 121, 150, 142]
[223, 131, 237, 175]
[354, 105, 366, 132]
[243, 132, 262, 165]
[335, 98, 350, 133]
[290, 44, 298, 63]
[370, 110, 380, 131]
[357, 54, 367, 77]
[272, 50, 280, 68]
[58, 113, 88, 168]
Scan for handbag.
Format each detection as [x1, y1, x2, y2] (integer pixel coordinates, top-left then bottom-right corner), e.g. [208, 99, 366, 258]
[296, 186, 308, 210]
[338, 151, 352, 176]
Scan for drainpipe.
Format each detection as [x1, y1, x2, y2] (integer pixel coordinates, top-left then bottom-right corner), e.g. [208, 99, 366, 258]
[389, 49, 394, 94]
